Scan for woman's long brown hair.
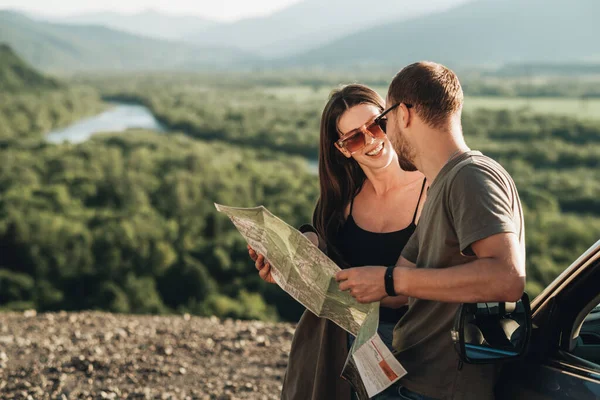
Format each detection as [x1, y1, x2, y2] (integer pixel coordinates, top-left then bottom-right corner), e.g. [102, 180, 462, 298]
[313, 84, 385, 266]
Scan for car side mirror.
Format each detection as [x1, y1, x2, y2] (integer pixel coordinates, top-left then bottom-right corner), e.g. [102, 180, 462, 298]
[452, 293, 532, 364]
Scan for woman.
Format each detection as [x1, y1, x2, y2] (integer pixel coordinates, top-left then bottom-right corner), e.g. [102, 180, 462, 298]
[249, 84, 427, 399]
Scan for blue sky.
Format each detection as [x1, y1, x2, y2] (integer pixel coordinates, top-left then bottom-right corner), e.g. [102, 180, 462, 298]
[0, 0, 302, 21]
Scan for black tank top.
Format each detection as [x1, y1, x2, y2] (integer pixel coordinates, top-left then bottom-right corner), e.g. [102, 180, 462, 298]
[336, 178, 427, 323]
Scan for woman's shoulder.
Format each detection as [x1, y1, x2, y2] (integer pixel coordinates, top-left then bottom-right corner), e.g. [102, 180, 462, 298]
[344, 181, 370, 220]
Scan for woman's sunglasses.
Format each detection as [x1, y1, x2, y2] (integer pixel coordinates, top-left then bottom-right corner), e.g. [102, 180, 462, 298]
[334, 103, 412, 157]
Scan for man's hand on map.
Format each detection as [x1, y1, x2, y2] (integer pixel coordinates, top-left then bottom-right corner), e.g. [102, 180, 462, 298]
[336, 266, 387, 303]
[218, 204, 408, 397]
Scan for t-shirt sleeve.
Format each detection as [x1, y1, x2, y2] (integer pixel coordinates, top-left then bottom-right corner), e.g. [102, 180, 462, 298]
[449, 163, 517, 255]
[401, 227, 419, 263]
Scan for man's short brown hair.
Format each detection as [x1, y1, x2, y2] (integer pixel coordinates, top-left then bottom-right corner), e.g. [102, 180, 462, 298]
[388, 61, 464, 129]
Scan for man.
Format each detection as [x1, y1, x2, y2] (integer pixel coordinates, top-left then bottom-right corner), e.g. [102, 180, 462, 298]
[336, 62, 526, 400]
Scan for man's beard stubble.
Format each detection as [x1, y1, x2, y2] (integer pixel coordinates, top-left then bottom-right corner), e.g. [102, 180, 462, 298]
[390, 130, 418, 172]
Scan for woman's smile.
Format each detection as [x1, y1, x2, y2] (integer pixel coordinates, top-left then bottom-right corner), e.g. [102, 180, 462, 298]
[365, 141, 385, 158]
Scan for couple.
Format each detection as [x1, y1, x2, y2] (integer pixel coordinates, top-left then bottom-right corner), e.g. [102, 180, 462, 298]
[249, 62, 526, 400]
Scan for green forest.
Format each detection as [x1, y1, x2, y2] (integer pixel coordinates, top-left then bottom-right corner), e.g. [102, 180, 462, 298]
[0, 50, 599, 322]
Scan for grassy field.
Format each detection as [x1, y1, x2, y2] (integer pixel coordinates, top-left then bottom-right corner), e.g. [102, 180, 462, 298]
[263, 86, 600, 121]
[262, 85, 386, 103]
[467, 96, 600, 120]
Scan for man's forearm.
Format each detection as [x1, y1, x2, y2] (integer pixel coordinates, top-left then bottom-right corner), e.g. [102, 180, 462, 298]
[380, 295, 409, 308]
[393, 258, 525, 303]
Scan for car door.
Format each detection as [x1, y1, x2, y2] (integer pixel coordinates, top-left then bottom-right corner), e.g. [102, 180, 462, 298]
[496, 240, 600, 400]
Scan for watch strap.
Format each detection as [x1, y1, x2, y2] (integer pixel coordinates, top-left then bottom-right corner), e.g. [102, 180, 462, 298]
[385, 266, 397, 296]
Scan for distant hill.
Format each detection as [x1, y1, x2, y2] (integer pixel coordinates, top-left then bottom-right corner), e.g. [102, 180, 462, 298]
[285, 0, 600, 68]
[51, 9, 219, 41]
[186, 0, 469, 57]
[0, 43, 61, 91]
[0, 10, 253, 72]
[492, 63, 600, 77]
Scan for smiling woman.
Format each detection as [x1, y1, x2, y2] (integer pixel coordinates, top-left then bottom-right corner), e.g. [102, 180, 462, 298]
[248, 83, 427, 399]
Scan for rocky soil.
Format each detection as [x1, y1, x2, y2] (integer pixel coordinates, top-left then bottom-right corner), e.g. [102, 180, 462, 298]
[0, 311, 295, 399]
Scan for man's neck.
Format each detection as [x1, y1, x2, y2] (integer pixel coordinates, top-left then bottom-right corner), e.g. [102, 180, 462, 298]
[415, 132, 469, 185]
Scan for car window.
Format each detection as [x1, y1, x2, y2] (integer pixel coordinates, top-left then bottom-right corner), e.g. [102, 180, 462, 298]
[570, 300, 600, 369]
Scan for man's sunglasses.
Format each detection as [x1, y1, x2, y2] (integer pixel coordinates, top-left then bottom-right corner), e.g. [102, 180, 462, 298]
[334, 103, 412, 157]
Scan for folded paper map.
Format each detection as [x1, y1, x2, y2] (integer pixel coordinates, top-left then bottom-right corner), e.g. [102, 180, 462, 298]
[215, 204, 407, 399]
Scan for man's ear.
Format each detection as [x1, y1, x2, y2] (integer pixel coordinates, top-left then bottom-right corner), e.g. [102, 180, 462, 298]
[399, 103, 412, 129]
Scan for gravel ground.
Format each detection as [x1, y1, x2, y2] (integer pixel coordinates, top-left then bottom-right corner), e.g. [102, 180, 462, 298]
[0, 311, 295, 400]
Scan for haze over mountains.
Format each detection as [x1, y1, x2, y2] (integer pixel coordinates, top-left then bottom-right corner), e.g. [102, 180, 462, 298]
[50, 9, 219, 41]
[1, 0, 599, 72]
[287, 0, 600, 67]
[0, 10, 251, 72]
[184, 0, 470, 57]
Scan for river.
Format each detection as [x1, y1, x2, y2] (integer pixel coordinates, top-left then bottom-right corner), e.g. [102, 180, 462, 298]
[46, 103, 165, 144]
[47, 102, 318, 174]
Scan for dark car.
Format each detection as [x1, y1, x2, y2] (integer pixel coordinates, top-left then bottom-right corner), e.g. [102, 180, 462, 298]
[453, 239, 600, 399]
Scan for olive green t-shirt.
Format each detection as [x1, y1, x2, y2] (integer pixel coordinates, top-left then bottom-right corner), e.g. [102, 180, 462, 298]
[393, 151, 525, 400]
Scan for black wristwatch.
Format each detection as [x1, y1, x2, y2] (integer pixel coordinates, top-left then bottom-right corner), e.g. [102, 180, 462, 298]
[385, 266, 397, 296]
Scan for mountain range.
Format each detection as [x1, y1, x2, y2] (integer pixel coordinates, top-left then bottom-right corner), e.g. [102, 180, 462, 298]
[184, 0, 469, 57]
[0, 43, 61, 91]
[2, 0, 599, 72]
[286, 0, 600, 67]
[48, 9, 218, 41]
[0, 10, 251, 72]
